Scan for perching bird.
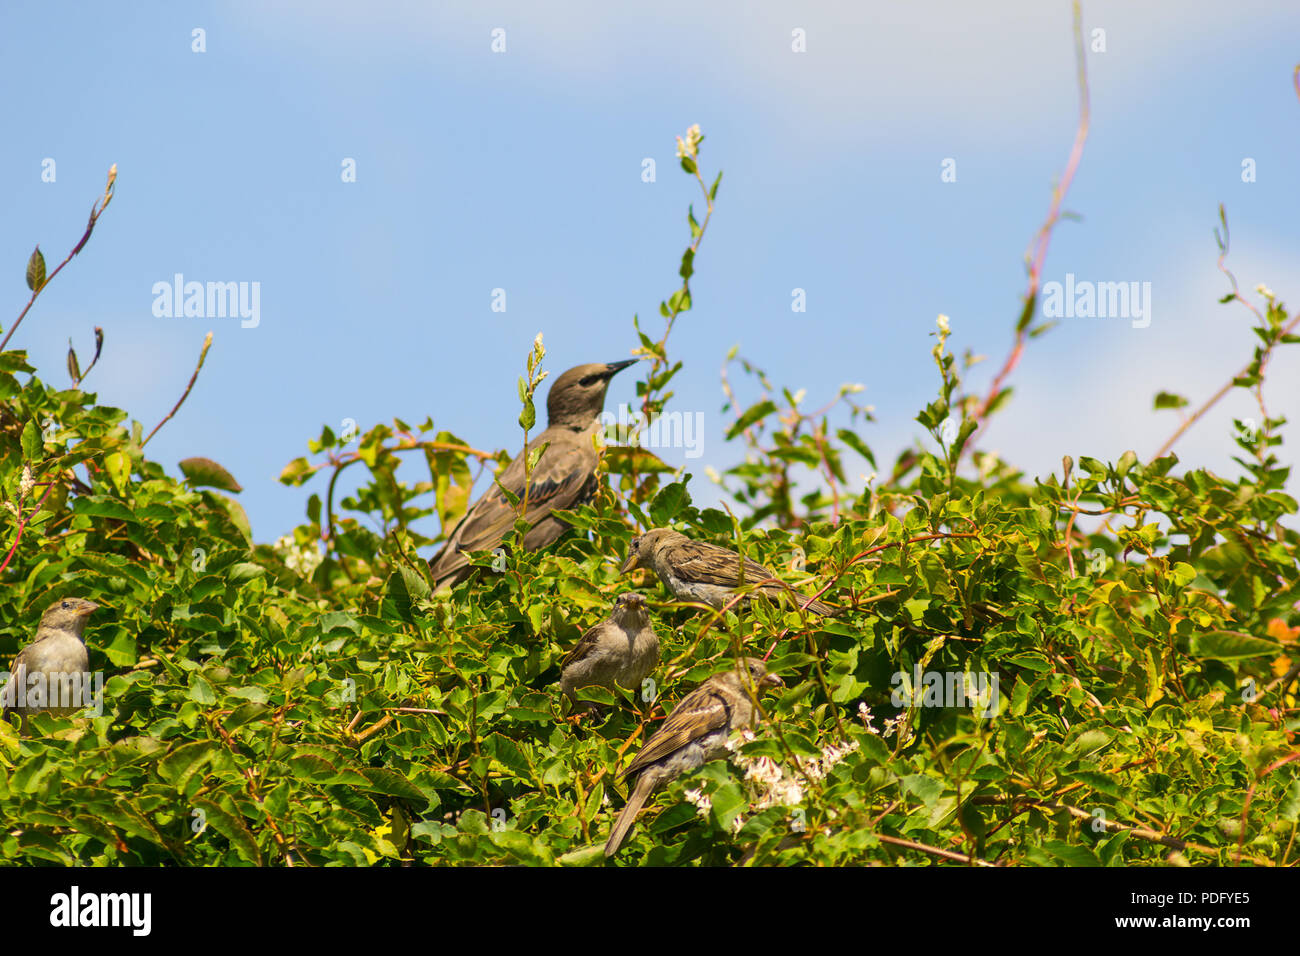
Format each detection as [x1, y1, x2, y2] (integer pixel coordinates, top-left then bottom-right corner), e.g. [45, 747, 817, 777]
[621, 528, 835, 616]
[3, 597, 99, 732]
[560, 592, 659, 710]
[428, 359, 637, 589]
[604, 657, 783, 857]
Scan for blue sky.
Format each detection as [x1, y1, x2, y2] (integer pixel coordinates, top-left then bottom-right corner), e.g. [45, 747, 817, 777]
[3, 1, 1298, 546]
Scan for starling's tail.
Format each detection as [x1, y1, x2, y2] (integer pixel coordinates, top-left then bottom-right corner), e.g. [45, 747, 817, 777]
[604, 775, 653, 857]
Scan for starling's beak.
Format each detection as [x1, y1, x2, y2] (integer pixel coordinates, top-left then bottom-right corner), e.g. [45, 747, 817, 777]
[620, 552, 641, 574]
[604, 359, 638, 378]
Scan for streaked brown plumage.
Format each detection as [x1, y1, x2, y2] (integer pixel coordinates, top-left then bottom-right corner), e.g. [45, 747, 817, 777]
[560, 592, 659, 708]
[3, 597, 99, 732]
[428, 359, 637, 589]
[621, 528, 835, 616]
[604, 657, 783, 857]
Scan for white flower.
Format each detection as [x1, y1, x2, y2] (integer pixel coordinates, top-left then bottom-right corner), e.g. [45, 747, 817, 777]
[675, 124, 703, 160]
[1255, 283, 1274, 299]
[936, 313, 950, 333]
[858, 701, 880, 734]
[744, 756, 783, 788]
[883, 714, 912, 743]
[705, 465, 722, 484]
[683, 787, 712, 817]
[792, 388, 807, 406]
[275, 534, 324, 578]
[18, 465, 34, 499]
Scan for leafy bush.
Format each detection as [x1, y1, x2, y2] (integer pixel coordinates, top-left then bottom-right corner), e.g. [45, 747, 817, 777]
[1, 124, 1297, 867]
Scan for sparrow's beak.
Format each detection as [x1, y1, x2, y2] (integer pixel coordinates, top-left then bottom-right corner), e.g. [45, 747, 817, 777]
[604, 359, 638, 377]
[762, 673, 785, 689]
[80, 601, 100, 616]
[620, 552, 641, 574]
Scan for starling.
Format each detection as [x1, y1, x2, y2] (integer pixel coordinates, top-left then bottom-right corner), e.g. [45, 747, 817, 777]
[428, 359, 637, 589]
[604, 657, 783, 856]
[3, 597, 99, 732]
[621, 528, 835, 616]
[560, 592, 659, 709]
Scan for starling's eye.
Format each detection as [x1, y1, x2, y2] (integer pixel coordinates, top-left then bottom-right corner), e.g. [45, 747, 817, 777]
[580, 375, 601, 386]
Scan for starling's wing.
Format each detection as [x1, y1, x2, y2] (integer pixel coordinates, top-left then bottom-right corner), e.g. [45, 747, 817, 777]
[561, 619, 606, 669]
[429, 429, 598, 585]
[621, 677, 734, 779]
[665, 539, 776, 588]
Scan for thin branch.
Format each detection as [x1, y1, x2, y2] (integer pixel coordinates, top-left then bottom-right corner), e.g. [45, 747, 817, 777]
[0, 482, 57, 575]
[1236, 751, 1300, 864]
[1, 166, 117, 353]
[141, 332, 213, 448]
[964, 2, 1089, 460]
[875, 833, 996, 867]
[1151, 208, 1300, 460]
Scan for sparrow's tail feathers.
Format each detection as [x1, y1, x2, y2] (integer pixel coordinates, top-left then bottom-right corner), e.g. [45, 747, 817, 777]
[799, 596, 836, 617]
[604, 776, 652, 857]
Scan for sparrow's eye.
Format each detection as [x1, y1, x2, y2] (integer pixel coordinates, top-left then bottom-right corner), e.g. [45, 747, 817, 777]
[61, 600, 70, 609]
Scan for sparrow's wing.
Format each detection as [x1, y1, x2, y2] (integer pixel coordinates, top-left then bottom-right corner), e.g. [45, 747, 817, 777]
[3, 647, 31, 716]
[561, 619, 607, 669]
[622, 678, 734, 778]
[665, 539, 776, 588]
[429, 433, 598, 583]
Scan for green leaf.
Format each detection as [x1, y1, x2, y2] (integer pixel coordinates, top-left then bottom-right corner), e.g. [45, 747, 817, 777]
[899, 774, 943, 808]
[104, 451, 131, 496]
[191, 797, 262, 864]
[227, 562, 266, 583]
[25, 246, 46, 292]
[158, 741, 217, 790]
[649, 481, 690, 526]
[21, 419, 42, 461]
[1189, 631, 1281, 660]
[188, 674, 216, 705]
[359, 767, 426, 802]
[836, 429, 876, 467]
[1041, 840, 1101, 867]
[279, 457, 319, 486]
[726, 400, 777, 440]
[179, 457, 243, 493]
